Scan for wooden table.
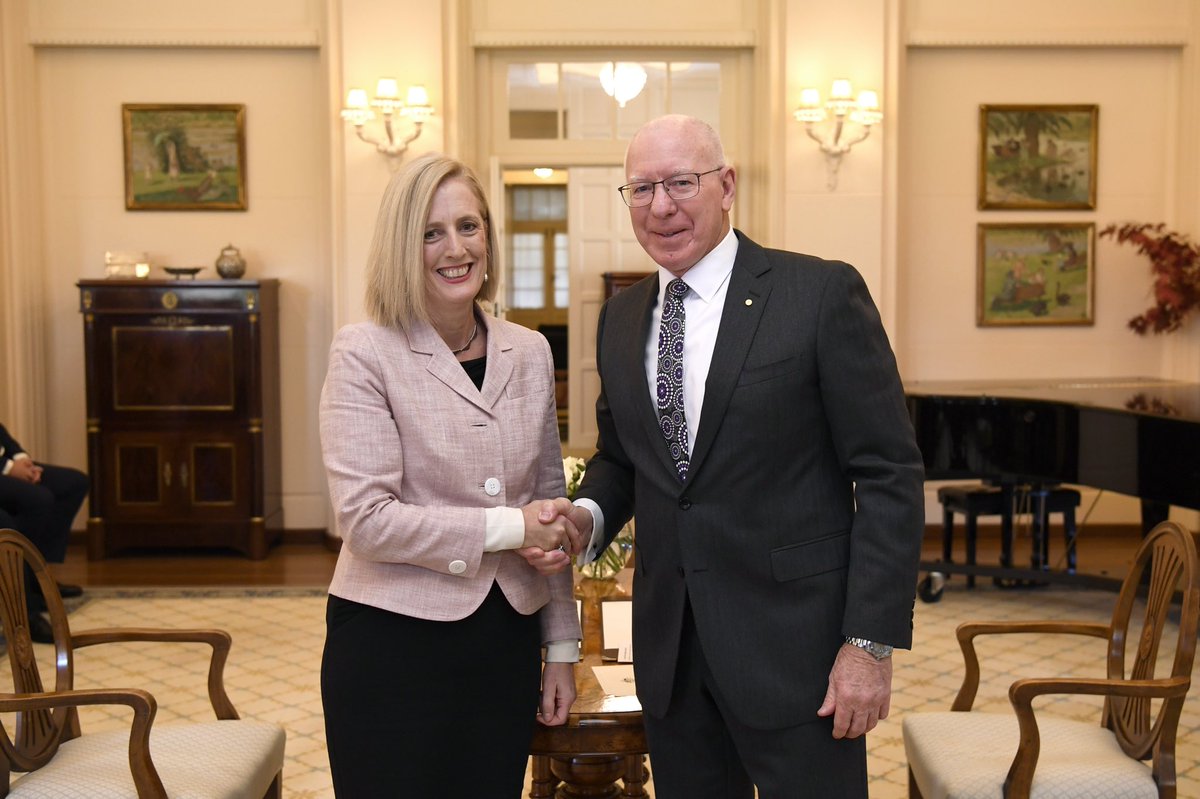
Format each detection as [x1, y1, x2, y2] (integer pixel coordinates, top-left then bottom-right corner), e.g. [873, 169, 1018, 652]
[529, 570, 649, 798]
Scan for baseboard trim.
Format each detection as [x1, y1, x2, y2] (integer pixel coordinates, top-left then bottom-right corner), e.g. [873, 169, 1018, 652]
[69, 528, 333, 548]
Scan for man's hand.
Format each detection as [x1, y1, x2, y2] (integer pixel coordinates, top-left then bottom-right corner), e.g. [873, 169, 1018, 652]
[816, 643, 893, 739]
[536, 662, 576, 726]
[7, 459, 40, 484]
[564, 505, 594, 544]
[520, 497, 580, 552]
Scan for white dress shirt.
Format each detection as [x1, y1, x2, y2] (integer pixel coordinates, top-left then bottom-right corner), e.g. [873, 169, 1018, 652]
[643, 227, 738, 456]
[578, 227, 739, 563]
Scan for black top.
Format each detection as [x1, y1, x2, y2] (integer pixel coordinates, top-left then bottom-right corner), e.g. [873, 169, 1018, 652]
[460, 356, 486, 390]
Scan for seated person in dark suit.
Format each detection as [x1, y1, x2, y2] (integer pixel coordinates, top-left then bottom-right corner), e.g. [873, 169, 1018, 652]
[0, 423, 89, 643]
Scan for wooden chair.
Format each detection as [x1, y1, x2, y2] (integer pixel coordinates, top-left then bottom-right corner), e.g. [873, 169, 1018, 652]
[903, 520, 1199, 799]
[0, 528, 285, 798]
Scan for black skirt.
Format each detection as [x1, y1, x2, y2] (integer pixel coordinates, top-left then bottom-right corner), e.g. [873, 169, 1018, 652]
[321, 581, 542, 798]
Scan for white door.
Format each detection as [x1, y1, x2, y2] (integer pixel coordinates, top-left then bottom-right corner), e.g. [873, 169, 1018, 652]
[566, 166, 652, 450]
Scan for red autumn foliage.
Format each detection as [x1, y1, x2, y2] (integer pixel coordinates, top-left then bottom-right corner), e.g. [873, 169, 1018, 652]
[1099, 222, 1200, 334]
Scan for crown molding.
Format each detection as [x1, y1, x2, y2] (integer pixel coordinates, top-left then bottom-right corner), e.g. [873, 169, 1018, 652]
[471, 30, 755, 49]
[907, 29, 1188, 49]
[28, 28, 321, 49]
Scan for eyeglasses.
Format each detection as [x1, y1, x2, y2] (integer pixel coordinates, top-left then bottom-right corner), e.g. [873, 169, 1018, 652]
[617, 168, 723, 208]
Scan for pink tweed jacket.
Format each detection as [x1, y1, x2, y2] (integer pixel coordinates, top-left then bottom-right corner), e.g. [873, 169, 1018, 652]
[319, 312, 579, 645]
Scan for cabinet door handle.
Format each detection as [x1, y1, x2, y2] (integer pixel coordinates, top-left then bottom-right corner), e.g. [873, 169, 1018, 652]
[180, 462, 189, 487]
[163, 462, 172, 487]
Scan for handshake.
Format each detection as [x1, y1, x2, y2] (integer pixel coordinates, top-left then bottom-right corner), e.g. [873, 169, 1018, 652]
[516, 498, 595, 575]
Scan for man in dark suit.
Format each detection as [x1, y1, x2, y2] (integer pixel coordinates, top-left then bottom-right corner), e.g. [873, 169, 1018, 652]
[0, 423, 88, 643]
[569, 115, 925, 798]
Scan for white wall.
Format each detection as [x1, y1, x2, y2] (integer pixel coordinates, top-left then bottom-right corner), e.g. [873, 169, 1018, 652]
[27, 4, 333, 529]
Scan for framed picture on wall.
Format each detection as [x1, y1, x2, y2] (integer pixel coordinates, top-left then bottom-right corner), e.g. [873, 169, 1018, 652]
[978, 104, 1098, 210]
[976, 222, 1095, 326]
[122, 104, 247, 211]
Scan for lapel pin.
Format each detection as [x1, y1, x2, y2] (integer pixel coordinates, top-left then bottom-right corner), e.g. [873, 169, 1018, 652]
[744, 298, 753, 306]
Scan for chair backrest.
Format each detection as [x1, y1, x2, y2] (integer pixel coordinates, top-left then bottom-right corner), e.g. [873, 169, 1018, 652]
[1104, 520, 1199, 761]
[0, 529, 80, 773]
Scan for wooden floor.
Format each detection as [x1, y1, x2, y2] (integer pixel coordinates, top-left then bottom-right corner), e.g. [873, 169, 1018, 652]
[54, 541, 341, 587]
[47, 524, 1146, 589]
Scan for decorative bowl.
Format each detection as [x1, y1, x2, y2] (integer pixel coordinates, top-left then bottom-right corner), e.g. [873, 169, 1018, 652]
[163, 266, 204, 279]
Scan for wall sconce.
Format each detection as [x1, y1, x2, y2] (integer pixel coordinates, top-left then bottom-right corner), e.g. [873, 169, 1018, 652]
[340, 79, 434, 168]
[793, 79, 883, 190]
[599, 62, 648, 108]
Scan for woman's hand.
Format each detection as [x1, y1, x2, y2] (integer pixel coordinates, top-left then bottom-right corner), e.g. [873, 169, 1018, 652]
[516, 546, 572, 575]
[536, 661, 576, 726]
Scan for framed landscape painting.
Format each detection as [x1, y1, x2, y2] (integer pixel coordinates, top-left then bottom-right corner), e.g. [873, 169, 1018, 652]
[976, 222, 1094, 327]
[978, 104, 1097, 210]
[123, 104, 247, 211]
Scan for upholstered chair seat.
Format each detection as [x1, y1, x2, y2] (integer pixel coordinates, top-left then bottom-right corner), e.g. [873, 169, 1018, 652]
[904, 711, 1158, 799]
[5, 720, 284, 798]
[903, 521, 1199, 799]
[0, 528, 285, 799]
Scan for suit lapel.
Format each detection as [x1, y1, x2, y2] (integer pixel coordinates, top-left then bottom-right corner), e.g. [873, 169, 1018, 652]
[411, 313, 513, 415]
[687, 233, 772, 480]
[608, 276, 682, 480]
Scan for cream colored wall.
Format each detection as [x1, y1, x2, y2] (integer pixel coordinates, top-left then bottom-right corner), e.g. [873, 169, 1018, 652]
[6, 0, 1200, 537]
[335, 0, 446, 329]
[784, 0, 888, 314]
[20, 0, 333, 529]
[897, 0, 1200, 525]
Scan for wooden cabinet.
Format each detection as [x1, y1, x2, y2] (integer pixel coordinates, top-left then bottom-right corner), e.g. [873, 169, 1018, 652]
[602, 271, 653, 299]
[78, 279, 282, 559]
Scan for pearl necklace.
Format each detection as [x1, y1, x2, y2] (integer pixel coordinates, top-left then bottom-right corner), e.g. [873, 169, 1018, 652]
[449, 321, 479, 355]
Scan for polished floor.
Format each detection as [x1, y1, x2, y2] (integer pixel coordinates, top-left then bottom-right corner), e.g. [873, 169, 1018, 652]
[14, 535, 1198, 799]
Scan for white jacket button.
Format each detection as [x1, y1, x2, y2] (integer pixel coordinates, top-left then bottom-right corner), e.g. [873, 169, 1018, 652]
[483, 477, 501, 496]
[449, 560, 467, 574]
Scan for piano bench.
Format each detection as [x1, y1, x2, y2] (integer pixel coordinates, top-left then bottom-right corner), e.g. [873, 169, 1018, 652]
[936, 483, 1082, 588]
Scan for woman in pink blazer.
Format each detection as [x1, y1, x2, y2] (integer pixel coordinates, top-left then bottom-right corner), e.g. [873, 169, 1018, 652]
[319, 154, 583, 797]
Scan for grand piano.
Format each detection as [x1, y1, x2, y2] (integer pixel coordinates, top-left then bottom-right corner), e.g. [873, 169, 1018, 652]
[905, 377, 1200, 593]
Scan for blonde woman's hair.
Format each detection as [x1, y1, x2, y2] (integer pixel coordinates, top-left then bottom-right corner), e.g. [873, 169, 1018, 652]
[364, 153, 498, 329]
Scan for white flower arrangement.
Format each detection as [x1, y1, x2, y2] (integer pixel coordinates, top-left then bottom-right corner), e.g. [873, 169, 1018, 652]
[563, 455, 587, 499]
[561, 456, 634, 580]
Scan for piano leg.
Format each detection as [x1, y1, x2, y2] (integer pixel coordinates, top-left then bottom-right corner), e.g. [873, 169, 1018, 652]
[999, 483, 1015, 569]
[1030, 486, 1050, 571]
[1141, 499, 1169, 537]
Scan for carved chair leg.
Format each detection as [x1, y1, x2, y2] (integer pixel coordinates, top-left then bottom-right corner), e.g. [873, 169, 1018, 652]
[908, 767, 924, 799]
[262, 772, 282, 799]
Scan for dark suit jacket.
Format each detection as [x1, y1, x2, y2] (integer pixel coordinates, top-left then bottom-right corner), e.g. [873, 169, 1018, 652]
[575, 231, 925, 730]
[0, 424, 25, 473]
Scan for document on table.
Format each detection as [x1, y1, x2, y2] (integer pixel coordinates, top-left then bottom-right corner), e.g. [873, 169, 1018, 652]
[592, 664, 637, 697]
[601, 600, 632, 661]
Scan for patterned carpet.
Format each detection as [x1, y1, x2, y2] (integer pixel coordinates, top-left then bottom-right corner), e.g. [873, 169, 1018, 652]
[1, 581, 1196, 798]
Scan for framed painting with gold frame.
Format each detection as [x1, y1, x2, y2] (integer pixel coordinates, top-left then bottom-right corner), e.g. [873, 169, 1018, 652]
[122, 103, 247, 211]
[978, 104, 1097, 210]
[977, 222, 1094, 326]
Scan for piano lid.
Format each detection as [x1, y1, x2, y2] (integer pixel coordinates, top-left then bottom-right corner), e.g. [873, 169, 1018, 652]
[904, 377, 1200, 425]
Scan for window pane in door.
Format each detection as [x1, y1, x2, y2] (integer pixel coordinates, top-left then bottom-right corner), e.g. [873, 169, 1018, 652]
[669, 62, 721, 127]
[510, 232, 545, 309]
[562, 62, 611, 140]
[615, 62, 666, 138]
[508, 63, 559, 139]
[554, 233, 569, 309]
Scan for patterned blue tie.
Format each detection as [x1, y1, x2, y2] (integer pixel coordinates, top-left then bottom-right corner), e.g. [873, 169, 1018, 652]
[657, 278, 690, 480]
